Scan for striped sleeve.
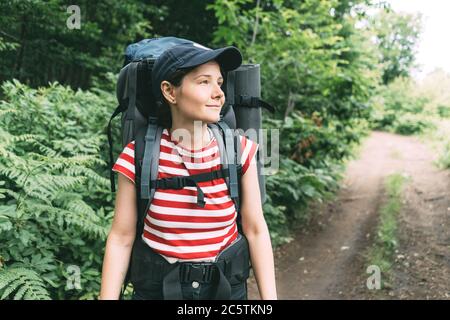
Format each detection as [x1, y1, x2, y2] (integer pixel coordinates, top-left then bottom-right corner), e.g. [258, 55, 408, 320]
[112, 140, 136, 184]
[239, 135, 259, 175]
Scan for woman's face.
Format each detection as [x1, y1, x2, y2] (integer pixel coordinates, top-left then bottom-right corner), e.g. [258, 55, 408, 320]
[170, 60, 225, 125]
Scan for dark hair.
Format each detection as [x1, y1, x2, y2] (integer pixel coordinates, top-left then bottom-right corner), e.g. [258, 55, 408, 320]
[156, 62, 226, 129]
[156, 67, 195, 128]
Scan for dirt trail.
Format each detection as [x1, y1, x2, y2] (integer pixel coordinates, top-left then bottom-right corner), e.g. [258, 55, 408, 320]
[247, 131, 450, 299]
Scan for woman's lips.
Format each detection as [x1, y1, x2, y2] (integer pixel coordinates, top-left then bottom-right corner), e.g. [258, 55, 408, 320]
[206, 105, 220, 108]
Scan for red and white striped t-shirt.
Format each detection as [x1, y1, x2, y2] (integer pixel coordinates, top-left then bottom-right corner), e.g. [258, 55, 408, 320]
[112, 127, 258, 264]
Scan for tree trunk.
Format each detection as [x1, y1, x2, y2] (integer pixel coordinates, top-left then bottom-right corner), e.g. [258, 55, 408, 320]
[284, 91, 295, 120]
[251, 0, 261, 46]
[15, 14, 28, 80]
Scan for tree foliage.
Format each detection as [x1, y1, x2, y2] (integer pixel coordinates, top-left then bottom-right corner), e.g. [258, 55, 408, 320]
[370, 10, 422, 85]
[0, 0, 155, 89]
[0, 0, 425, 299]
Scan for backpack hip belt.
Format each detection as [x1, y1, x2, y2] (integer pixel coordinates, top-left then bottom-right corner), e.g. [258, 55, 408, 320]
[131, 233, 250, 300]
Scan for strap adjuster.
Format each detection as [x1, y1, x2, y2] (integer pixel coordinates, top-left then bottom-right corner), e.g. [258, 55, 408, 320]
[180, 263, 215, 283]
[236, 95, 259, 107]
[159, 176, 185, 189]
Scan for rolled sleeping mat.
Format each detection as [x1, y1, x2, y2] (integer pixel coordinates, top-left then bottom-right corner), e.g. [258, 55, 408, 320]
[230, 64, 266, 204]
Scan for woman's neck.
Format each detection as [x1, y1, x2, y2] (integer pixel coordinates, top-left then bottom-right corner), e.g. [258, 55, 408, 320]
[169, 120, 211, 150]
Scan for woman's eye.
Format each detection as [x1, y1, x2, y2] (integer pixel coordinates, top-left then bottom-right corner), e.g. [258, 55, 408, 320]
[199, 79, 223, 86]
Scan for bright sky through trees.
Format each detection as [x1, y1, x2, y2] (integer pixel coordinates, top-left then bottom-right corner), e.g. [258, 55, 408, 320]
[388, 0, 450, 79]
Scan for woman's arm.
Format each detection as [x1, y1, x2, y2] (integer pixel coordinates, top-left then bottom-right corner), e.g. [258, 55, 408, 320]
[99, 174, 137, 300]
[240, 161, 278, 300]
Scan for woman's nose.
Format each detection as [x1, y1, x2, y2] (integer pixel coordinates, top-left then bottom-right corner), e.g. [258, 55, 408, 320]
[213, 84, 224, 100]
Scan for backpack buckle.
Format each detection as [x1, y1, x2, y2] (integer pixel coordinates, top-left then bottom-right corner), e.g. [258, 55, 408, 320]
[180, 263, 215, 283]
[160, 176, 185, 189]
[236, 95, 259, 107]
[147, 116, 158, 125]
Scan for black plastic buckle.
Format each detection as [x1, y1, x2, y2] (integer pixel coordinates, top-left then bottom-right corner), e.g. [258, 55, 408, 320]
[180, 263, 215, 283]
[161, 177, 185, 189]
[237, 95, 259, 107]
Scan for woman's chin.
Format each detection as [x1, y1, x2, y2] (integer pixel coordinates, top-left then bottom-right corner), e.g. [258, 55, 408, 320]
[201, 110, 221, 123]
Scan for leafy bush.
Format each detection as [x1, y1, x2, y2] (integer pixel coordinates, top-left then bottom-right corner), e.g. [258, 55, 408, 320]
[261, 110, 366, 245]
[371, 77, 435, 135]
[437, 105, 450, 118]
[0, 80, 118, 300]
[392, 113, 435, 135]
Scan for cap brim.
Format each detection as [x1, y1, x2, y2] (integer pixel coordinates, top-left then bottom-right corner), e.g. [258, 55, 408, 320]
[181, 46, 242, 72]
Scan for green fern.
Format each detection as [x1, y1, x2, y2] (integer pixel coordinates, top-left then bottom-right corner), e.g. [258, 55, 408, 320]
[0, 267, 51, 300]
[0, 80, 116, 299]
[0, 180, 6, 199]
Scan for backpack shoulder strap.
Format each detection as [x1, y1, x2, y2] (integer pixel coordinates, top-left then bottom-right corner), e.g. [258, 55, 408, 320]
[217, 121, 239, 200]
[234, 130, 242, 212]
[209, 123, 227, 168]
[140, 117, 159, 200]
[136, 118, 162, 231]
[209, 121, 242, 212]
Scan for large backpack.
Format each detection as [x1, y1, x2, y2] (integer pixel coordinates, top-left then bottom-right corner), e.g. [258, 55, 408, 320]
[106, 36, 274, 295]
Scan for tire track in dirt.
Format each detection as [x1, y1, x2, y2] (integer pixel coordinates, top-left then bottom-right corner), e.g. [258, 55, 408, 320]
[247, 131, 450, 299]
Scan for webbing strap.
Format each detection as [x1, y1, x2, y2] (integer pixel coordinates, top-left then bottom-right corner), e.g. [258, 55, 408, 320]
[217, 121, 239, 200]
[234, 95, 275, 113]
[209, 123, 227, 169]
[141, 118, 158, 199]
[162, 265, 183, 300]
[150, 126, 163, 201]
[150, 168, 241, 208]
[234, 133, 241, 212]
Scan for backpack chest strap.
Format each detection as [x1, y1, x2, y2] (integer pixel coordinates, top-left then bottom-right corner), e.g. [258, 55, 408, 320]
[150, 167, 242, 208]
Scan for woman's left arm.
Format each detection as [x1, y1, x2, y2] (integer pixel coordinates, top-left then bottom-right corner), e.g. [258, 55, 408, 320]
[240, 159, 278, 300]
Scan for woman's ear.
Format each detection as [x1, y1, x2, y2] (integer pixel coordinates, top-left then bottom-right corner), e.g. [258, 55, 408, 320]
[161, 81, 177, 105]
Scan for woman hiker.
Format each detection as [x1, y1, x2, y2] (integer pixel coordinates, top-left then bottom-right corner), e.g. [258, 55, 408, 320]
[100, 42, 277, 300]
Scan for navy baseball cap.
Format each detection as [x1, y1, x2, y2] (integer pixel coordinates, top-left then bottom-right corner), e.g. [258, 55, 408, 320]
[152, 42, 242, 102]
